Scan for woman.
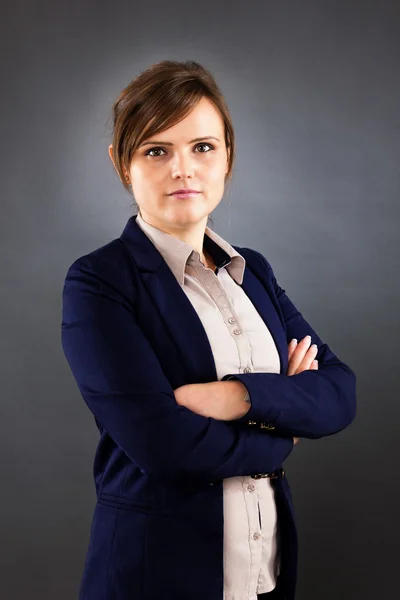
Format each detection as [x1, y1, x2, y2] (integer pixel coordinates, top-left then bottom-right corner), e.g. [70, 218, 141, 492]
[61, 60, 356, 600]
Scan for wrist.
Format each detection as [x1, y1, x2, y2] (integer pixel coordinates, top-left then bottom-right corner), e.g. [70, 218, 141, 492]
[223, 380, 252, 418]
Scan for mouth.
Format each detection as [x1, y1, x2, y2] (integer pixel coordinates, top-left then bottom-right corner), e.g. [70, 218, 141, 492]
[169, 191, 200, 199]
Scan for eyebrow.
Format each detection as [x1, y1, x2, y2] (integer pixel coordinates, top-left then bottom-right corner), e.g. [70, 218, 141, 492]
[139, 136, 220, 148]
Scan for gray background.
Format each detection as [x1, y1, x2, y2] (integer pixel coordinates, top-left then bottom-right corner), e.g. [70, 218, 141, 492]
[2, 0, 399, 598]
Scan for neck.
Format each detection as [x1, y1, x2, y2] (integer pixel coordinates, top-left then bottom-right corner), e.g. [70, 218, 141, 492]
[138, 209, 209, 261]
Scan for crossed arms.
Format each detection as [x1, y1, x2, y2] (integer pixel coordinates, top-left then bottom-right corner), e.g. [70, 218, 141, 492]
[61, 252, 356, 485]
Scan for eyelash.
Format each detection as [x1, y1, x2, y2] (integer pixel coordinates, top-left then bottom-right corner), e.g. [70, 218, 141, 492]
[144, 143, 215, 157]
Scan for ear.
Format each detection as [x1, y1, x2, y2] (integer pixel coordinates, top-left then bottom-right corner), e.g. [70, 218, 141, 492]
[109, 145, 130, 183]
[225, 150, 230, 176]
[108, 144, 116, 169]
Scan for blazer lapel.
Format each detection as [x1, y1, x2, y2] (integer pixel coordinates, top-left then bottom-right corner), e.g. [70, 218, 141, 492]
[120, 216, 287, 382]
[237, 253, 288, 376]
[120, 216, 218, 383]
[141, 264, 219, 382]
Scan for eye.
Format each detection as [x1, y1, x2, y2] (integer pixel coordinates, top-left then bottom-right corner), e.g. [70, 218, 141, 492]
[196, 143, 214, 152]
[145, 147, 166, 157]
[144, 143, 214, 157]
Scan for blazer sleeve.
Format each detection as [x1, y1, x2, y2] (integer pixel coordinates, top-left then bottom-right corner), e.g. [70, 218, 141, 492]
[222, 248, 357, 439]
[61, 253, 294, 484]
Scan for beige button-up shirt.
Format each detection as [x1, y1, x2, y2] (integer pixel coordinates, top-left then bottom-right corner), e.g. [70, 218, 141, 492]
[136, 211, 281, 599]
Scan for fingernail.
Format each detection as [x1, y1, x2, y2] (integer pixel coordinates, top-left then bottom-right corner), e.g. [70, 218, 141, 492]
[292, 338, 297, 343]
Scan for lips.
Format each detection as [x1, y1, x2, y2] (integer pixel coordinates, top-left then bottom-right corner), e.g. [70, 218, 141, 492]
[169, 189, 199, 195]
[169, 190, 200, 199]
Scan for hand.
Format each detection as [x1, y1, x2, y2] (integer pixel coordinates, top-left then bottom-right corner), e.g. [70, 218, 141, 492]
[174, 383, 211, 416]
[174, 380, 250, 421]
[287, 335, 319, 376]
[288, 336, 319, 446]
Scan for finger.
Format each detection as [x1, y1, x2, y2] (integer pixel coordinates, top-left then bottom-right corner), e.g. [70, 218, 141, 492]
[295, 344, 318, 374]
[288, 338, 298, 361]
[309, 359, 319, 370]
[287, 335, 312, 375]
[294, 344, 318, 374]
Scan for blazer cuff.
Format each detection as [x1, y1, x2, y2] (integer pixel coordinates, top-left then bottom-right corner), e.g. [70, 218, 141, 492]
[222, 374, 278, 431]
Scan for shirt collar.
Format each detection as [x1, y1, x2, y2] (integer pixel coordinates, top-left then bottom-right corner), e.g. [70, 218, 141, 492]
[135, 211, 246, 286]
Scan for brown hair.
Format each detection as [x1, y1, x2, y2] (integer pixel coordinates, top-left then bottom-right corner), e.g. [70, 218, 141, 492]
[108, 60, 235, 219]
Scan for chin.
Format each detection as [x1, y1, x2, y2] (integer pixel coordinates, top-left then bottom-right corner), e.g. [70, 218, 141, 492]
[169, 204, 209, 219]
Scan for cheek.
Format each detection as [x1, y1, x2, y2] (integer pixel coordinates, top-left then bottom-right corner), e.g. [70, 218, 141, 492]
[207, 161, 227, 183]
[130, 164, 159, 190]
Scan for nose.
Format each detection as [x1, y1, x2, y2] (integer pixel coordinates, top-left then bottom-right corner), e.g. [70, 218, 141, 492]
[171, 151, 194, 179]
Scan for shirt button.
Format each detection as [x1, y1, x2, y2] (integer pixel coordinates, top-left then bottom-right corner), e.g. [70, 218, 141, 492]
[253, 532, 261, 540]
[233, 328, 242, 335]
[247, 484, 255, 492]
[243, 367, 251, 373]
[228, 317, 235, 324]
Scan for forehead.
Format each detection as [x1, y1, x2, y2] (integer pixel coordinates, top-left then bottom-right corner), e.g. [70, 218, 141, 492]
[156, 97, 224, 139]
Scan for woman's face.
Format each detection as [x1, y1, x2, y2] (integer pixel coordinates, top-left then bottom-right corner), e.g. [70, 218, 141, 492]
[111, 96, 229, 232]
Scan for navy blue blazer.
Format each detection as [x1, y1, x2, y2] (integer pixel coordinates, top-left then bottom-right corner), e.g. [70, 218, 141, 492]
[61, 214, 356, 600]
